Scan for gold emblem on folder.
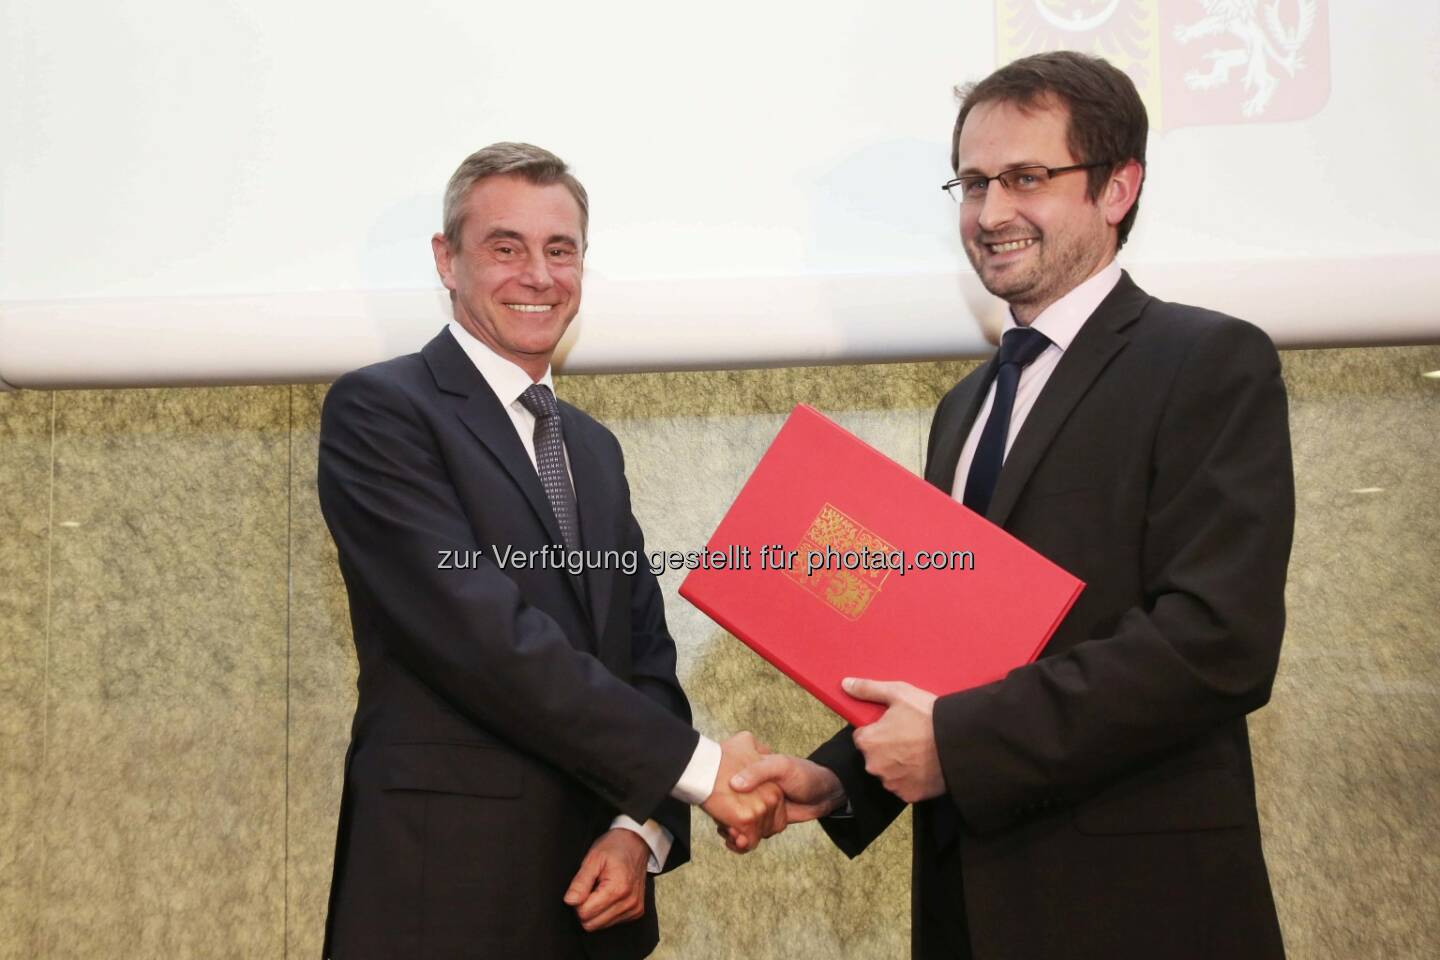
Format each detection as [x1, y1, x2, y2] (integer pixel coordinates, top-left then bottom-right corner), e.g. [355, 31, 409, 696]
[786, 503, 896, 621]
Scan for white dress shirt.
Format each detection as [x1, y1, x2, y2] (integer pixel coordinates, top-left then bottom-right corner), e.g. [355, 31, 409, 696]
[446, 322, 721, 873]
[951, 260, 1122, 503]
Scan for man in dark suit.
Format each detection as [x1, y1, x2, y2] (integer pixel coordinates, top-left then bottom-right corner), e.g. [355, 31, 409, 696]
[318, 142, 778, 959]
[731, 52, 1295, 959]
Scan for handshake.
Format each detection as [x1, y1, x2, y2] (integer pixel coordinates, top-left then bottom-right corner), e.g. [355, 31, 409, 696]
[701, 677, 946, 853]
[700, 731, 846, 853]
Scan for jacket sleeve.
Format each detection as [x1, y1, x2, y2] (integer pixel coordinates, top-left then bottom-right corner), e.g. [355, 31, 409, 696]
[317, 368, 699, 823]
[933, 318, 1294, 835]
[615, 448, 694, 871]
[810, 726, 907, 857]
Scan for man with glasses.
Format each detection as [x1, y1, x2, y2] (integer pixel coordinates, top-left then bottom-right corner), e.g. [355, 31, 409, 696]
[732, 52, 1294, 960]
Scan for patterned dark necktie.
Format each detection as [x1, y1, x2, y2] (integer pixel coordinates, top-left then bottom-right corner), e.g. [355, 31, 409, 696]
[961, 327, 1052, 517]
[518, 384, 580, 552]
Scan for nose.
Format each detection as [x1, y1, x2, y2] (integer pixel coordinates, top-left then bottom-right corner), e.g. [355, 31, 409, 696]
[976, 184, 1016, 233]
[518, 249, 554, 289]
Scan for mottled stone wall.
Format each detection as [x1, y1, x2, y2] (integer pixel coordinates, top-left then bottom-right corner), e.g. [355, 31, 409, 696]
[1, 346, 1436, 959]
[1, 389, 291, 959]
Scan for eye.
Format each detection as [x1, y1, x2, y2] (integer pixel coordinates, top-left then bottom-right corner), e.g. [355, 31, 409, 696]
[494, 244, 516, 257]
[547, 247, 573, 259]
[961, 178, 988, 199]
[1008, 169, 1046, 191]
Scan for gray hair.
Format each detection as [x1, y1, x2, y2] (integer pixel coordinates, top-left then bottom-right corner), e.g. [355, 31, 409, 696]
[441, 142, 590, 249]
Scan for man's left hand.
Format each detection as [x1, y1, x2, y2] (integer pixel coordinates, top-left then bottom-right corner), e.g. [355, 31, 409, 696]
[846, 678, 946, 803]
[563, 829, 650, 932]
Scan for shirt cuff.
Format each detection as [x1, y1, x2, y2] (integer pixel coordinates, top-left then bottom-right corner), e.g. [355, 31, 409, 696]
[670, 735, 722, 805]
[609, 816, 673, 874]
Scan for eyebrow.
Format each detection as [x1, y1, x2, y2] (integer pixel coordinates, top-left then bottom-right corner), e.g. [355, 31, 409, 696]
[481, 228, 579, 247]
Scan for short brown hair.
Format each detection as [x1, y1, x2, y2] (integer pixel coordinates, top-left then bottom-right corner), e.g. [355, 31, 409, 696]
[442, 142, 590, 249]
[952, 51, 1148, 248]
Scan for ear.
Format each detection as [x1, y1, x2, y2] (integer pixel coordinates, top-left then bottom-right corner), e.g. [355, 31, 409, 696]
[1101, 159, 1143, 229]
[431, 233, 457, 292]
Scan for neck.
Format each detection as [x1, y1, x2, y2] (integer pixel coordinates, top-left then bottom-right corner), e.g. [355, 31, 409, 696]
[1009, 253, 1116, 327]
[1011, 304, 1044, 327]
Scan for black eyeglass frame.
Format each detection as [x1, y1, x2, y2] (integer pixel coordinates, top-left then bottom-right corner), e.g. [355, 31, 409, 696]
[941, 161, 1114, 202]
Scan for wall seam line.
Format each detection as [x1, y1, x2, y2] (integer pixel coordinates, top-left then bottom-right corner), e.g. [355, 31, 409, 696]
[38, 390, 57, 960]
[283, 385, 293, 959]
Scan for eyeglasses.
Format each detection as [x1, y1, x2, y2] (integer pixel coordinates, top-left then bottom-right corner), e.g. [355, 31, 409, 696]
[941, 162, 1112, 203]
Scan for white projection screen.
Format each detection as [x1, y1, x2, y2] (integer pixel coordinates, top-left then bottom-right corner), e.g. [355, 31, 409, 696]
[2, 0, 1437, 388]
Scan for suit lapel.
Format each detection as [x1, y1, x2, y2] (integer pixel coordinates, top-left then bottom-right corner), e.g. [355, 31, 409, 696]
[563, 418, 616, 647]
[985, 273, 1150, 527]
[422, 332, 590, 614]
[926, 359, 997, 493]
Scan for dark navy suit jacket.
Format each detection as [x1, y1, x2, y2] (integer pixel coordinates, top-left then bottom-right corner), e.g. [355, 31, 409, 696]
[318, 329, 696, 959]
[815, 273, 1294, 960]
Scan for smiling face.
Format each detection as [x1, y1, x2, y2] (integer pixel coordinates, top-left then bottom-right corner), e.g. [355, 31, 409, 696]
[956, 98, 1126, 324]
[432, 174, 584, 380]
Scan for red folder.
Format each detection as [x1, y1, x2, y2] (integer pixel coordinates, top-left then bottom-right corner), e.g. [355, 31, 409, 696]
[679, 404, 1083, 726]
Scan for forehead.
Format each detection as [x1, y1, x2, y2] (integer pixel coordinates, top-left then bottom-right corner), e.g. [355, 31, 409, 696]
[462, 174, 583, 238]
[956, 98, 1074, 172]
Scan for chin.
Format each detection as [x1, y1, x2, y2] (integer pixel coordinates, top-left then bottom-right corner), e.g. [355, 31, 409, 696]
[980, 270, 1033, 302]
[538, 329, 574, 352]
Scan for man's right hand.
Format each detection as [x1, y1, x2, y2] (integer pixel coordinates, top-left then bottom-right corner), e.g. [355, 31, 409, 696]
[699, 732, 786, 853]
[723, 754, 846, 851]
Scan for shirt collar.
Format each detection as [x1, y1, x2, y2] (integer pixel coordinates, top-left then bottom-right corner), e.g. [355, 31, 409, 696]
[446, 321, 555, 407]
[1003, 258, 1122, 351]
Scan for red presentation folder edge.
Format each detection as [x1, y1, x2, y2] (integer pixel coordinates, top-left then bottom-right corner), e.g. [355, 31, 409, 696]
[679, 405, 1084, 727]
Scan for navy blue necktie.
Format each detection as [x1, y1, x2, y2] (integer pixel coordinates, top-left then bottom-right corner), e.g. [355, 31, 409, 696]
[519, 384, 580, 552]
[962, 327, 1051, 517]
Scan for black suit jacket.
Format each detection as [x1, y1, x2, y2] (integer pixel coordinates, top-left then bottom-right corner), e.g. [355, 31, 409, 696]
[814, 273, 1294, 960]
[317, 329, 698, 959]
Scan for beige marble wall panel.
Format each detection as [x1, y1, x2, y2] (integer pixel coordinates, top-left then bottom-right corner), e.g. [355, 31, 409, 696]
[1255, 346, 1440, 960]
[285, 383, 358, 960]
[559, 360, 973, 420]
[39, 388, 289, 959]
[0, 391, 53, 960]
